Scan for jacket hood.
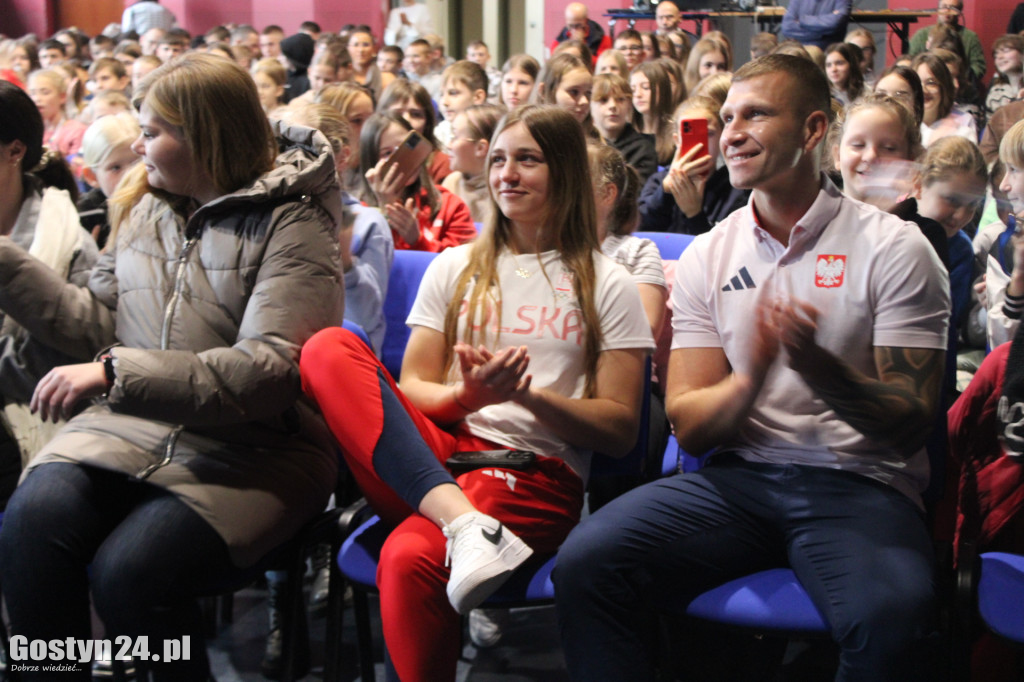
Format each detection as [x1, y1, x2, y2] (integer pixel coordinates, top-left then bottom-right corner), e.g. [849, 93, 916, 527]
[202, 120, 343, 237]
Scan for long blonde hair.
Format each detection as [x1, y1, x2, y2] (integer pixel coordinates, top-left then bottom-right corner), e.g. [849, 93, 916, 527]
[441, 105, 604, 396]
[109, 53, 277, 235]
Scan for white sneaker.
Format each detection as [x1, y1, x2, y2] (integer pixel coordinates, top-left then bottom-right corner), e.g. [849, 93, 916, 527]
[469, 608, 509, 648]
[442, 511, 533, 614]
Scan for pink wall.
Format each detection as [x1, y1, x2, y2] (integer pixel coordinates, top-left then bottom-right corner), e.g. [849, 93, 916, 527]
[7, 0, 55, 38]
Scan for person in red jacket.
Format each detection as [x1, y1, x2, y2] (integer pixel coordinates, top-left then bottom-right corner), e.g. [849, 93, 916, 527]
[550, 2, 612, 63]
[362, 112, 477, 251]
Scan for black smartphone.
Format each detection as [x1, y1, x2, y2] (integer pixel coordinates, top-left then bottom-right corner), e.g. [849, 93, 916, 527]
[446, 449, 536, 473]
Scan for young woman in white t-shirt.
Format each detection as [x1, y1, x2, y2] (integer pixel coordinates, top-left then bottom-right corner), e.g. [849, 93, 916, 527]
[300, 104, 652, 681]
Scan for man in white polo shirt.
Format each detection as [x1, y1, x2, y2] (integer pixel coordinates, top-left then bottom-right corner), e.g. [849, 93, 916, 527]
[555, 54, 950, 681]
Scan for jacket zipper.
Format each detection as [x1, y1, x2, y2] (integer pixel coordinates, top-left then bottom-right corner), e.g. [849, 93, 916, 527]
[137, 234, 197, 481]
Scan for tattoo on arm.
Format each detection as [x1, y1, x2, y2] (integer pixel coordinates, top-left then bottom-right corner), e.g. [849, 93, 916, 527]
[804, 346, 943, 454]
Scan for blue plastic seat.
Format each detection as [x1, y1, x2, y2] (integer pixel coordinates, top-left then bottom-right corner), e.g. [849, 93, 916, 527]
[976, 552, 1024, 643]
[684, 568, 829, 633]
[380, 250, 438, 379]
[634, 231, 695, 261]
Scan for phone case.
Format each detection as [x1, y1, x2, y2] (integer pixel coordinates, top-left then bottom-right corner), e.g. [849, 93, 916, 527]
[445, 449, 537, 473]
[678, 117, 709, 160]
[381, 130, 432, 183]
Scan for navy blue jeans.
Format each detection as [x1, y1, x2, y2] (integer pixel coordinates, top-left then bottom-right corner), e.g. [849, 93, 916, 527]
[0, 462, 247, 681]
[554, 455, 938, 682]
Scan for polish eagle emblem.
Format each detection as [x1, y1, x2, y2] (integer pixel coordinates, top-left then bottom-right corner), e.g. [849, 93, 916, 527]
[815, 255, 846, 288]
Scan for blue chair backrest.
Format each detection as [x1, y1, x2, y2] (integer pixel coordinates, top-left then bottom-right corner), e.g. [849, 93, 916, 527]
[342, 319, 372, 350]
[381, 250, 438, 379]
[634, 232, 695, 261]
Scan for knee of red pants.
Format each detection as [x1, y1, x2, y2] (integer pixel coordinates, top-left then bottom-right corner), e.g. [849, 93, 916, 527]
[377, 514, 462, 681]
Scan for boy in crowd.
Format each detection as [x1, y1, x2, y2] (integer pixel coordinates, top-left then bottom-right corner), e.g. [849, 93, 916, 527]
[377, 45, 406, 78]
[260, 25, 288, 68]
[466, 40, 501, 103]
[406, 38, 442, 100]
[38, 39, 67, 69]
[90, 57, 130, 95]
[155, 33, 187, 63]
[132, 55, 162, 90]
[437, 60, 489, 149]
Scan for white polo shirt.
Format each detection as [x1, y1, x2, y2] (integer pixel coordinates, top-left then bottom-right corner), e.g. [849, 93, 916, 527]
[671, 175, 950, 504]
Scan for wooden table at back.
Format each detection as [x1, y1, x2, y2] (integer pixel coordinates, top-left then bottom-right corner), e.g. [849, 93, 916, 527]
[604, 7, 933, 53]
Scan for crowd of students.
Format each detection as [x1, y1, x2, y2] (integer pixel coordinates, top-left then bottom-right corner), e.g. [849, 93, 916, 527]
[1, 0, 1024, 679]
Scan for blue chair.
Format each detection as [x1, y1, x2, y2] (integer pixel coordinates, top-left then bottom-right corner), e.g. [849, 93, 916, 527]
[634, 231, 695, 261]
[975, 552, 1024, 643]
[380, 250, 438, 379]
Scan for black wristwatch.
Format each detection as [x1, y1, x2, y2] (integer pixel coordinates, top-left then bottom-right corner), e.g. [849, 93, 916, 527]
[101, 353, 116, 388]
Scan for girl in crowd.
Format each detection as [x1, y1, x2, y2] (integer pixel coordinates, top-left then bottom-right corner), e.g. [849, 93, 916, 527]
[874, 64, 925, 125]
[316, 81, 376, 189]
[684, 37, 731, 93]
[0, 81, 98, 506]
[534, 53, 594, 135]
[28, 68, 87, 160]
[666, 31, 690, 66]
[639, 95, 746, 235]
[596, 49, 629, 77]
[913, 53, 977, 147]
[589, 143, 667, 339]
[657, 57, 687, 109]
[77, 112, 140, 250]
[591, 73, 658, 184]
[831, 94, 947, 263]
[10, 37, 39, 80]
[378, 78, 453, 183]
[300, 103, 651, 682]
[0, 53, 344, 682]
[641, 31, 661, 63]
[613, 29, 645, 72]
[825, 42, 867, 108]
[442, 103, 505, 224]
[846, 27, 878, 85]
[986, 34, 1024, 116]
[361, 112, 475, 252]
[349, 27, 393, 101]
[500, 53, 539, 109]
[252, 58, 288, 119]
[631, 61, 675, 165]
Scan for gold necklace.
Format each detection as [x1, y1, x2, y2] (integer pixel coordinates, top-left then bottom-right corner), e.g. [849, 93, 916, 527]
[509, 251, 532, 278]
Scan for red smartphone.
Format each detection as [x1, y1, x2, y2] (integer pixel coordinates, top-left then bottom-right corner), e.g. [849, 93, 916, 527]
[677, 117, 709, 160]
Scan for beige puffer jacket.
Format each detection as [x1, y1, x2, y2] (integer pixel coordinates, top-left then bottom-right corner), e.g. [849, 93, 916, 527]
[0, 122, 344, 567]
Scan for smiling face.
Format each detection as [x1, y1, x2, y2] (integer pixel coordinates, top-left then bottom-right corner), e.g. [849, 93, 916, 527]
[555, 67, 592, 123]
[825, 51, 851, 89]
[720, 73, 812, 194]
[93, 143, 140, 197]
[630, 70, 651, 117]
[133, 102, 214, 201]
[915, 63, 942, 125]
[996, 45, 1024, 76]
[501, 68, 534, 108]
[489, 121, 549, 231]
[835, 106, 911, 203]
[917, 171, 985, 238]
[449, 112, 487, 176]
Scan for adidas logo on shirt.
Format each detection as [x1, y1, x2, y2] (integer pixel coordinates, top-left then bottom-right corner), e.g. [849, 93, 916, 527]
[722, 266, 756, 292]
